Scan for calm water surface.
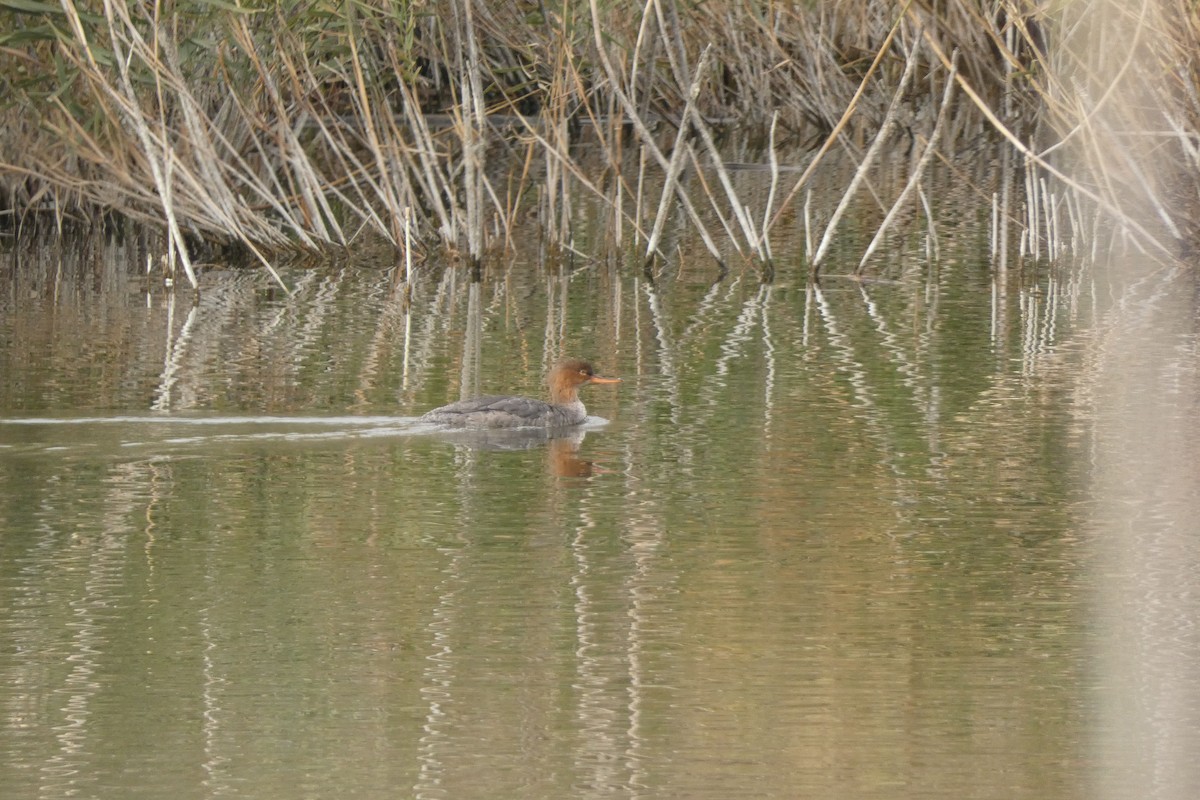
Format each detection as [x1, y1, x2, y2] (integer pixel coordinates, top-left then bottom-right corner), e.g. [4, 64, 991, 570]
[1, 235, 1199, 798]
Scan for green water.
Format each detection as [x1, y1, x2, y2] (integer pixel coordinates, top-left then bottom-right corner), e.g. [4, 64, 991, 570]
[1, 237, 1198, 799]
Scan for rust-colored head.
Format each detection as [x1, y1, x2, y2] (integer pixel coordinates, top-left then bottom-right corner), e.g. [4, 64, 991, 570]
[548, 359, 621, 404]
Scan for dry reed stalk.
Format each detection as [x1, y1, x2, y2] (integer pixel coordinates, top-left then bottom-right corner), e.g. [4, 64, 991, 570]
[803, 189, 815, 262]
[458, 1, 486, 267]
[685, 49, 771, 265]
[6, 0, 1198, 281]
[58, 5, 307, 288]
[914, 4, 1180, 265]
[919, 187, 938, 261]
[346, 9, 408, 248]
[766, 5, 910, 239]
[228, 23, 352, 244]
[401, 214, 414, 391]
[394, 76, 461, 245]
[857, 51, 959, 274]
[645, 46, 713, 264]
[586, 0, 723, 266]
[67, 0, 198, 289]
[756, 111, 782, 264]
[811, 32, 921, 277]
[1024, 157, 1039, 261]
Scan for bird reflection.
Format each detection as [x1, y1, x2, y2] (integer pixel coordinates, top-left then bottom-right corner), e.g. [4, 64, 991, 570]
[547, 434, 593, 477]
[431, 426, 597, 477]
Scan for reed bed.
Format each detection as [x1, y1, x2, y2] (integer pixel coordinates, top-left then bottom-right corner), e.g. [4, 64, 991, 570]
[1, 0, 1197, 288]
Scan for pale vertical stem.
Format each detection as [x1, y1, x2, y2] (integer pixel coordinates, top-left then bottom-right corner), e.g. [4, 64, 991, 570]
[1026, 157, 1040, 261]
[998, 144, 1012, 275]
[635, 146, 648, 250]
[458, 0, 487, 264]
[804, 189, 814, 263]
[919, 187, 938, 262]
[991, 192, 1000, 263]
[761, 111, 781, 261]
[1041, 178, 1057, 257]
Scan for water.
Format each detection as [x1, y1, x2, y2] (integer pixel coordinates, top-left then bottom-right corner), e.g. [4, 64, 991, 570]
[1, 234, 1197, 798]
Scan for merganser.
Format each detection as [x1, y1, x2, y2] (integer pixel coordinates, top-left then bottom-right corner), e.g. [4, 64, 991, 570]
[421, 358, 621, 429]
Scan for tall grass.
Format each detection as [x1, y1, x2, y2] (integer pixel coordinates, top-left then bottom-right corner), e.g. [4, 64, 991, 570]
[1, 1, 1197, 288]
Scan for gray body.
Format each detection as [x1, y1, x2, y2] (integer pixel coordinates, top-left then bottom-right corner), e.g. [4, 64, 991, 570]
[421, 395, 587, 428]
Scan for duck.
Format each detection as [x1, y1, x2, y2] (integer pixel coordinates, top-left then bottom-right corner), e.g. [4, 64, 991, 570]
[420, 358, 621, 429]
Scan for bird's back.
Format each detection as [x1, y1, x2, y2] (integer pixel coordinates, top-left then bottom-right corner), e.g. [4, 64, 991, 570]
[421, 395, 585, 428]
